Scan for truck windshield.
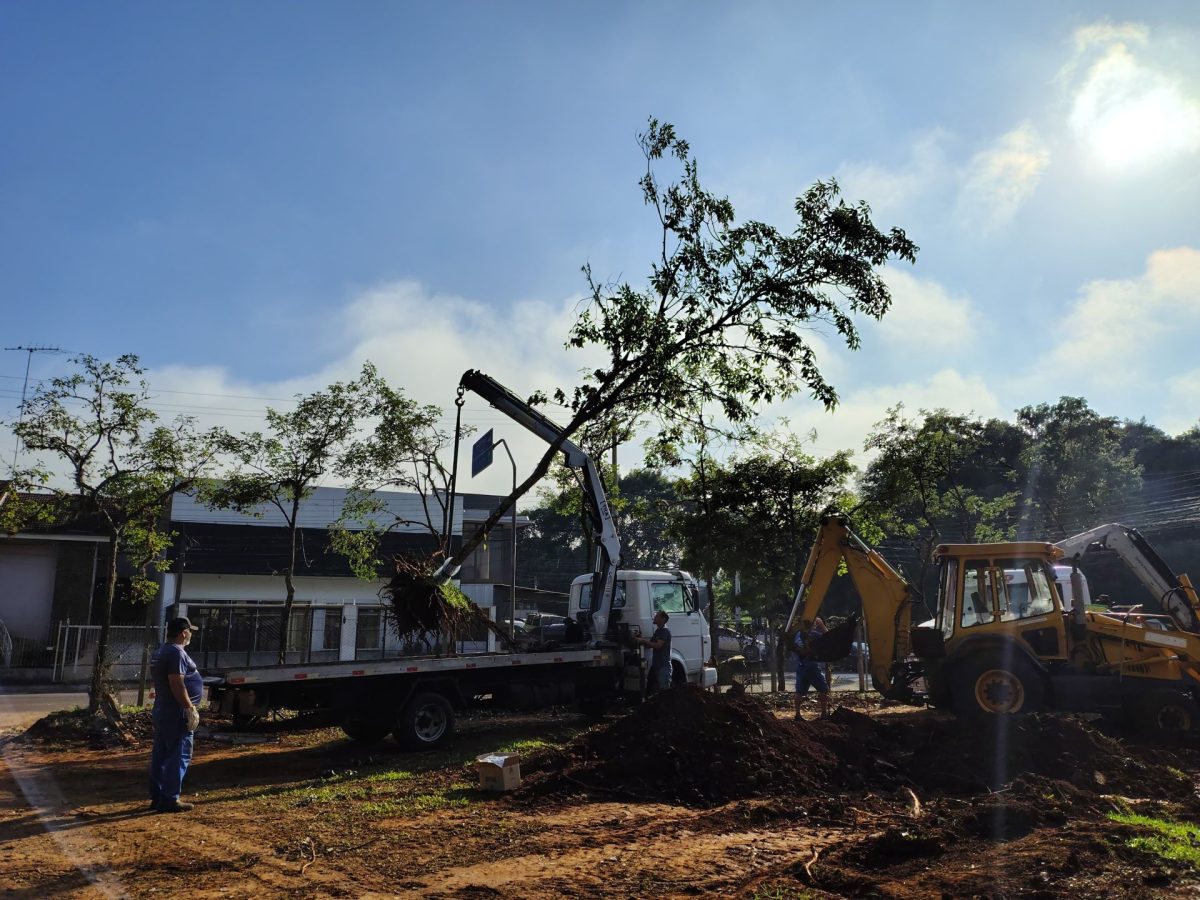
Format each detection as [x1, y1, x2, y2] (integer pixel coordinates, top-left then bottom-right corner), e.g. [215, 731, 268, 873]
[577, 581, 626, 611]
[650, 582, 688, 614]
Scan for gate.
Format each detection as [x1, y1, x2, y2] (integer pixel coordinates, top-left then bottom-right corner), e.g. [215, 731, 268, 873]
[52, 624, 165, 684]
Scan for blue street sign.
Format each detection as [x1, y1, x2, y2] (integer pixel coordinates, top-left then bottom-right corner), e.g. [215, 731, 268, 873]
[471, 429, 494, 477]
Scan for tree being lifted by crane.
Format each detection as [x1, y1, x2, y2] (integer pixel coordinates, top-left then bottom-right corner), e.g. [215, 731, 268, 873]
[388, 118, 917, 629]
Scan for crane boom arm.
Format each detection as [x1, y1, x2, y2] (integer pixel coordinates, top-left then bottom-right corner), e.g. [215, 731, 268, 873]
[786, 515, 915, 696]
[457, 370, 622, 640]
[1056, 523, 1200, 633]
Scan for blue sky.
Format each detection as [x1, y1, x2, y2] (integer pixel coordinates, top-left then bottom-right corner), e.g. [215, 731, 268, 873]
[3, 3, 1199, 493]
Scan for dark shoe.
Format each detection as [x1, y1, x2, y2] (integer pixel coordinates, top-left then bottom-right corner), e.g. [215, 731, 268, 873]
[148, 800, 159, 811]
[157, 800, 194, 813]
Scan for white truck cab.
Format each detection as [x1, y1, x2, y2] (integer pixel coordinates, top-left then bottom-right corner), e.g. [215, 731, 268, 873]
[570, 570, 716, 688]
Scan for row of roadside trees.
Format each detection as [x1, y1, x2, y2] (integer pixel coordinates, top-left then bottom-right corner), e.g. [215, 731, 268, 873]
[520, 398, 1200, 677]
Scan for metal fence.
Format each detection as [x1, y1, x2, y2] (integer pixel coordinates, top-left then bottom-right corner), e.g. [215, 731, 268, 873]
[51, 624, 166, 683]
[181, 602, 491, 670]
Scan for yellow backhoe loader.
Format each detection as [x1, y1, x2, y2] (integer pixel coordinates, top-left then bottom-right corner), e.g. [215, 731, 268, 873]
[787, 515, 1200, 739]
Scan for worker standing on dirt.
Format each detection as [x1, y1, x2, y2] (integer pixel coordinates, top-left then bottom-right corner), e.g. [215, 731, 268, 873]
[793, 618, 830, 720]
[636, 610, 672, 696]
[148, 616, 203, 813]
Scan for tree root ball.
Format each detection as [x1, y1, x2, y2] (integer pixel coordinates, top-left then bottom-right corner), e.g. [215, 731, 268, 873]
[382, 558, 506, 647]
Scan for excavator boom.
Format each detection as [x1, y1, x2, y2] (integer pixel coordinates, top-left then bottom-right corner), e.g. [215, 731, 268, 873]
[1056, 523, 1200, 633]
[456, 370, 623, 642]
[786, 515, 916, 697]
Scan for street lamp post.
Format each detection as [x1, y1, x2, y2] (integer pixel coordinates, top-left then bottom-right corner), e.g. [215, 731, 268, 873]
[491, 438, 518, 639]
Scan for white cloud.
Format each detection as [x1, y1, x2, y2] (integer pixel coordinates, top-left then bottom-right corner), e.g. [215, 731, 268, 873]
[144, 280, 591, 496]
[955, 124, 1050, 230]
[1164, 369, 1200, 435]
[1037, 246, 1200, 394]
[1063, 24, 1200, 169]
[874, 270, 975, 353]
[835, 131, 950, 220]
[773, 368, 1004, 463]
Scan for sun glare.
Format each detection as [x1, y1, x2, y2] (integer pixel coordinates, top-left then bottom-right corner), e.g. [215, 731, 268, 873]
[1069, 45, 1200, 169]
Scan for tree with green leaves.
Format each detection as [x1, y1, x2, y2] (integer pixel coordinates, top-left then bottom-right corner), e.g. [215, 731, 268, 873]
[860, 406, 1020, 595]
[443, 117, 917, 576]
[1015, 396, 1143, 538]
[207, 364, 392, 663]
[686, 432, 857, 685]
[328, 380, 456, 581]
[7, 354, 220, 713]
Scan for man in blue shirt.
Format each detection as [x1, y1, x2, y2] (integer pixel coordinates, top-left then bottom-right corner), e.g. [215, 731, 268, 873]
[793, 618, 830, 720]
[149, 616, 204, 813]
[636, 610, 673, 696]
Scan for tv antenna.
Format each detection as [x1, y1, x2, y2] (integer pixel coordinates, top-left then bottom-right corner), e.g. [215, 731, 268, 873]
[5, 345, 69, 471]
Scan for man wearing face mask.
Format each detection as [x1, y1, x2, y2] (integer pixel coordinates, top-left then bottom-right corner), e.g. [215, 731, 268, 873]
[148, 616, 204, 813]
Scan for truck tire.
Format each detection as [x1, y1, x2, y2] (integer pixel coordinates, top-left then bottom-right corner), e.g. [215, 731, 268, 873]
[578, 695, 608, 719]
[394, 691, 455, 751]
[952, 651, 1044, 718]
[1135, 691, 1198, 743]
[671, 662, 687, 687]
[341, 712, 394, 743]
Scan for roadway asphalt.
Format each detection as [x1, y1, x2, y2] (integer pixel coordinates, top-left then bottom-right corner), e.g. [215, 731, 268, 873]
[0, 687, 144, 731]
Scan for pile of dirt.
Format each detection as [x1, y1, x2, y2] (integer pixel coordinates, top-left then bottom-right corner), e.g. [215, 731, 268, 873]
[21, 707, 152, 750]
[527, 687, 838, 806]
[815, 706, 1187, 797]
[528, 691, 1193, 809]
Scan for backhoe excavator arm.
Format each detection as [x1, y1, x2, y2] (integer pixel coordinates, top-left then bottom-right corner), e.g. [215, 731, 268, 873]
[1056, 523, 1200, 634]
[786, 515, 915, 697]
[456, 370, 622, 642]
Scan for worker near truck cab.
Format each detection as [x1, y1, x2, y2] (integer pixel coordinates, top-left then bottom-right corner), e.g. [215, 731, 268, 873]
[793, 618, 830, 720]
[149, 616, 204, 813]
[637, 610, 672, 695]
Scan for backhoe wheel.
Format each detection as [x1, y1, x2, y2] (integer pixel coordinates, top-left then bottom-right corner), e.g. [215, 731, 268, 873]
[1136, 691, 1198, 744]
[341, 712, 395, 743]
[952, 652, 1044, 718]
[394, 692, 455, 751]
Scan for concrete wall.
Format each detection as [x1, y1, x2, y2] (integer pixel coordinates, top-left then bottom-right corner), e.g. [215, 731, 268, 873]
[178, 572, 388, 604]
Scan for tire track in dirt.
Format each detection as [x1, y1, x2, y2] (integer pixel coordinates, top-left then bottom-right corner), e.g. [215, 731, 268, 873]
[0, 742, 128, 898]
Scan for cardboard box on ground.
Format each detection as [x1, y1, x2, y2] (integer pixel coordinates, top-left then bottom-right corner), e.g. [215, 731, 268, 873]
[475, 753, 522, 791]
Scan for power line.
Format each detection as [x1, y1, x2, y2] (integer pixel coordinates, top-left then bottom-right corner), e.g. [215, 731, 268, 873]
[3, 346, 68, 471]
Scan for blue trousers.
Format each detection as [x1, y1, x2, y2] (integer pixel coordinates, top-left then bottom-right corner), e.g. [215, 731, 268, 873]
[796, 659, 829, 695]
[149, 706, 194, 805]
[647, 665, 671, 694]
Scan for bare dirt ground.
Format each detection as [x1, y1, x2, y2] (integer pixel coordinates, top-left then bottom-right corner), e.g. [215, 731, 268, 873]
[2, 692, 1199, 899]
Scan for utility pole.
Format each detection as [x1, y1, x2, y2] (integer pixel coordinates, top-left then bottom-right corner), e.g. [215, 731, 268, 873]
[5, 345, 66, 471]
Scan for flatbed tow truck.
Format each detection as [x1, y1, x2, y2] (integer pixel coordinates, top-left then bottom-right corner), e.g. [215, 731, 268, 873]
[204, 370, 715, 748]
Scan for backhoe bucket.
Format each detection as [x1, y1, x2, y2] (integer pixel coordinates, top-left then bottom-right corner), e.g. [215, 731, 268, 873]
[808, 614, 860, 662]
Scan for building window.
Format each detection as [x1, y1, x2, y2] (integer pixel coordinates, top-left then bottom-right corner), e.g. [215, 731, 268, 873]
[322, 610, 342, 651]
[357, 608, 383, 650]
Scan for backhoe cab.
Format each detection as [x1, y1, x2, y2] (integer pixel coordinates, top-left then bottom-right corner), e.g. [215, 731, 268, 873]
[792, 515, 1200, 741]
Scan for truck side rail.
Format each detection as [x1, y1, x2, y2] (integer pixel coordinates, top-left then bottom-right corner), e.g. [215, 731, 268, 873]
[212, 647, 614, 687]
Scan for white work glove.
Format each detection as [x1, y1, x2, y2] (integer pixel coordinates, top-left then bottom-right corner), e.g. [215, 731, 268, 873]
[185, 707, 200, 732]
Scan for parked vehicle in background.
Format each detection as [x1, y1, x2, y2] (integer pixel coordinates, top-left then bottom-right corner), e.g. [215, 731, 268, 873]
[716, 626, 766, 662]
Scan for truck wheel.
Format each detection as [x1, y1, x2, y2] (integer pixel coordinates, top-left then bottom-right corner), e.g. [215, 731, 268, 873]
[341, 712, 394, 743]
[395, 692, 455, 751]
[578, 696, 608, 719]
[1135, 691, 1198, 743]
[671, 662, 687, 687]
[952, 652, 1044, 718]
